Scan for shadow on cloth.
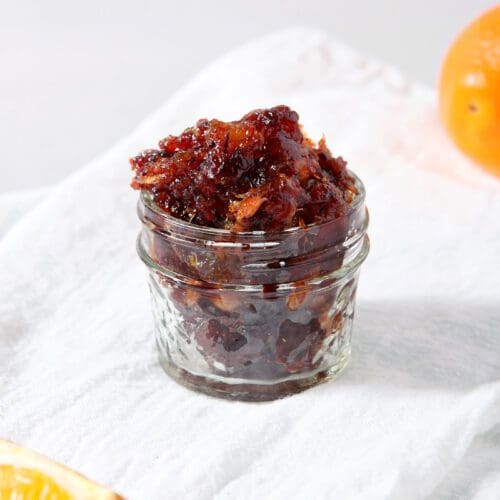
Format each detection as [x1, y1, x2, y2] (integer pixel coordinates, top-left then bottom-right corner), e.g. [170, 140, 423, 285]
[339, 300, 500, 391]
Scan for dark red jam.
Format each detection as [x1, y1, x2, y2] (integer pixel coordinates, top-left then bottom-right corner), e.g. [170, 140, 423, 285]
[131, 105, 357, 232]
[133, 106, 368, 400]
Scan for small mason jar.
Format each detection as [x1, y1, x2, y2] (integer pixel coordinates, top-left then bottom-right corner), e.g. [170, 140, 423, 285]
[136, 173, 369, 401]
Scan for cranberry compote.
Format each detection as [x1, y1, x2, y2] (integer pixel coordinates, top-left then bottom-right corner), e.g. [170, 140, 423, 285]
[133, 106, 369, 400]
[131, 106, 357, 232]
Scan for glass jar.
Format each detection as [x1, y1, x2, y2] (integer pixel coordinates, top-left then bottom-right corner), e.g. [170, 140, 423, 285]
[136, 173, 369, 401]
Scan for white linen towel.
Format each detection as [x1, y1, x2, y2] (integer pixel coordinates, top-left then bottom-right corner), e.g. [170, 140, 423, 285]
[0, 28, 499, 499]
[0, 188, 49, 238]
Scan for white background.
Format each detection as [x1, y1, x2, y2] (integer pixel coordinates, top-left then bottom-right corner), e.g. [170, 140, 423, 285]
[1, 0, 496, 193]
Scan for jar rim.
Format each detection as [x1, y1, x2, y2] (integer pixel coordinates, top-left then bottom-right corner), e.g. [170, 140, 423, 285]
[140, 170, 366, 239]
[136, 233, 370, 292]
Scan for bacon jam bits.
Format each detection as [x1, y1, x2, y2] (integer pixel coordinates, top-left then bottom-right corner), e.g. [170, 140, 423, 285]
[133, 106, 369, 400]
[131, 105, 356, 232]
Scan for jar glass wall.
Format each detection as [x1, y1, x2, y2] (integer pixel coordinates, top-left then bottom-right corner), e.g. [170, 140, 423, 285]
[137, 173, 369, 401]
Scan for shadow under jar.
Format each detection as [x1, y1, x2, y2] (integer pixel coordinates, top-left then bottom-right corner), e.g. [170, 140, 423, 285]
[137, 173, 369, 401]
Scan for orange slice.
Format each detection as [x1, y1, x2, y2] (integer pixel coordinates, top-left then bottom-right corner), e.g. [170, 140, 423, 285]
[0, 439, 123, 499]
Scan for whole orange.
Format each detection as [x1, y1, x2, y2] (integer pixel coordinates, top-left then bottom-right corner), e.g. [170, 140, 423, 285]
[439, 5, 500, 177]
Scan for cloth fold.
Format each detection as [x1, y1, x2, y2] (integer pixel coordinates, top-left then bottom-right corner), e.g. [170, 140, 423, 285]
[0, 28, 499, 499]
[0, 187, 49, 238]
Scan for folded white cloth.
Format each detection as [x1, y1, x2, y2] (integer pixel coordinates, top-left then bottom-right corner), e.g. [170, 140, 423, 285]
[1, 28, 499, 500]
[0, 188, 49, 238]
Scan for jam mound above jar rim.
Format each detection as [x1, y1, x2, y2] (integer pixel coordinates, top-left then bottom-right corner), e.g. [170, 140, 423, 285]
[131, 105, 358, 231]
[139, 170, 367, 239]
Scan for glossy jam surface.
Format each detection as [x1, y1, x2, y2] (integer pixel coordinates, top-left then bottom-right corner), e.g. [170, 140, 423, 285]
[131, 105, 356, 231]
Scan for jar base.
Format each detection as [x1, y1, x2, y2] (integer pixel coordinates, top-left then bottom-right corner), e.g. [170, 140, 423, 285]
[157, 346, 351, 402]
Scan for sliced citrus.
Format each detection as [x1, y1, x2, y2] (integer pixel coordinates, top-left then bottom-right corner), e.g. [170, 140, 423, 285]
[0, 439, 123, 499]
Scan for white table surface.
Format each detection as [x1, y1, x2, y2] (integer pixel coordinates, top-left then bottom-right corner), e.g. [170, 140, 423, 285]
[0, 0, 496, 193]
